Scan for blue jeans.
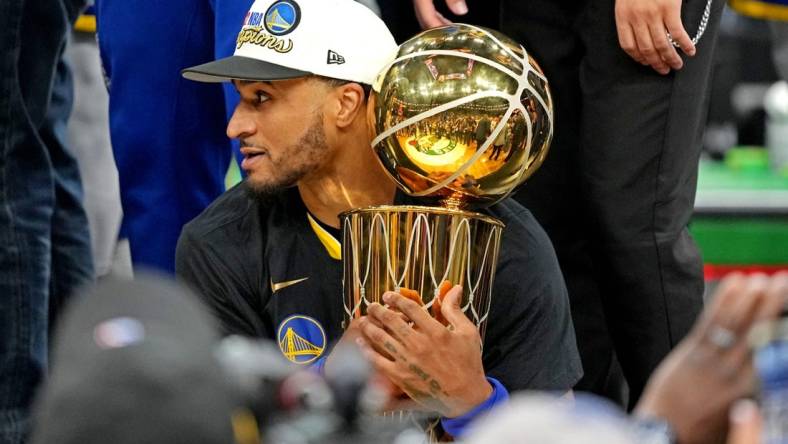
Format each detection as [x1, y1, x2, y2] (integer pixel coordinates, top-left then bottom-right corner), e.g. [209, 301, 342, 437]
[0, 0, 93, 442]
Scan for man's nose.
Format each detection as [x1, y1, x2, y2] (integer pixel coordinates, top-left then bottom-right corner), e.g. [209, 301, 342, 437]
[227, 106, 255, 140]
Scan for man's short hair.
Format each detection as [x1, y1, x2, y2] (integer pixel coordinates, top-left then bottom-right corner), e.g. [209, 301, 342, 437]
[315, 75, 372, 99]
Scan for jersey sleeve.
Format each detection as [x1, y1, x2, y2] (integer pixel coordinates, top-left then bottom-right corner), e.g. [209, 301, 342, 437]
[175, 226, 262, 337]
[481, 208, 583, 392]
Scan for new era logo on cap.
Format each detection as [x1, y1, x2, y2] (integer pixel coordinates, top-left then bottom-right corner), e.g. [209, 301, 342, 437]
[327, 50, 345, 65]
[181, 0, 398, 85]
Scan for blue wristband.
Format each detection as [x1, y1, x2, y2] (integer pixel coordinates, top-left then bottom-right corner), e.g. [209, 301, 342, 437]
[440, 377, 509, 438]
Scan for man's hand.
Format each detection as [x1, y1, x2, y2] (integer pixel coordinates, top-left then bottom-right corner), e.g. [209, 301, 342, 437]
[615, 0, 696, 74]
[356, 285, 492, 418]
[412, 0, 467, 30]
[325, 317, 420, 411]
[634, 272, 788, 444]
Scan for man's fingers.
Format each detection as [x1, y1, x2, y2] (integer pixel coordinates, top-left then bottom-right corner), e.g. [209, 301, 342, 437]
[719, 274, 770, 336]
[413, 0, 450, 29]
[444, 0, 468, 16]
[357, 316, 398, 360]
[633, 22, 668, 74]
[648, 22, 682, 71]
[359, 317, 404, 361]
[440, 285, 471, 330]
[695, 273, 788, 356]
[633, 21, 668, 74]
[664, 12, 695, 56]
[383, 291, 441, 334]
[694, 273, 747, 335]
[617, 22, 643, 64]
[615, 0, 693, 70]
[368, 302, 419, 346]
[356, 337, 398, 373]
[435, 11, 452, 26]
[756, 271, 788, 321]
[367, 306, 409, 326]
[727, 400, 762, 444]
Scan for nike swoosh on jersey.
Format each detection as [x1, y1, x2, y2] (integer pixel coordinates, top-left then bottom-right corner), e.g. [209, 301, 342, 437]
[270, 277, 309, 293]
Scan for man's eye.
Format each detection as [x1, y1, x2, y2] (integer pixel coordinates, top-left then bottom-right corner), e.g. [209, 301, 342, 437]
[255, 92, 270, 104]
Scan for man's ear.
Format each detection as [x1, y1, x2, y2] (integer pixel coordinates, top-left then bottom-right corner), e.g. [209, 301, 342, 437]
[332, 83, 366, 129]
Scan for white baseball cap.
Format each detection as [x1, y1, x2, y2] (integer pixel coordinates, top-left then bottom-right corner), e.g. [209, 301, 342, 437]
[182, 0, 397, 85]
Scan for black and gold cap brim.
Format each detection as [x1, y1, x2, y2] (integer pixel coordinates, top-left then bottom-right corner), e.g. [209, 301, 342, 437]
[181, 55, 311, 83]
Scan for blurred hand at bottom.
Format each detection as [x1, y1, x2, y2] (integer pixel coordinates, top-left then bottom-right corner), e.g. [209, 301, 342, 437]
[635, 272, 788, 444]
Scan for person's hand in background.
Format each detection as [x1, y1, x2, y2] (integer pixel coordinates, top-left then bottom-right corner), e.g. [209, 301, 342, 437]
[635, 273, 788, 444]
[412, 0, 468, 29]
[614, 0, 696, 74]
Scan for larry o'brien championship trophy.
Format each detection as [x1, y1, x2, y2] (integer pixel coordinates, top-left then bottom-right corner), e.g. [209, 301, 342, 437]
[340, 22, 553, 412]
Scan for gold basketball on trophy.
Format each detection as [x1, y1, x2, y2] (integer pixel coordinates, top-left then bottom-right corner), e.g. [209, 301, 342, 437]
[367, 23, 553, 209]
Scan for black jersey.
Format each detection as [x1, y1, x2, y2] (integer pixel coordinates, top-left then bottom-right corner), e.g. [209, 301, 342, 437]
[176, 182, 582, 392]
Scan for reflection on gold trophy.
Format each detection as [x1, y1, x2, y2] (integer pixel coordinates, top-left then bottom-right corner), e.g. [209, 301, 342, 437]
[341, 24, 553, 339]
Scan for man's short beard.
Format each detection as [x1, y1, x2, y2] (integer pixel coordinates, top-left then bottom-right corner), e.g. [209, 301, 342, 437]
[242, 178, 289, 204]
[243, 167, 305, 201]
[244, 112, 329, 202]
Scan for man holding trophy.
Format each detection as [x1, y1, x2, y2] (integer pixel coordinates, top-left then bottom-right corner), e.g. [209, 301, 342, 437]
[176, 0, 581, 437]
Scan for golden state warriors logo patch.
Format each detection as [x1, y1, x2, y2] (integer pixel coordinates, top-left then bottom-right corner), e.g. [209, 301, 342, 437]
[264, 0, 300, 36]
[277, 315, 326, 364]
